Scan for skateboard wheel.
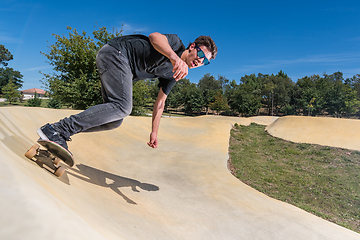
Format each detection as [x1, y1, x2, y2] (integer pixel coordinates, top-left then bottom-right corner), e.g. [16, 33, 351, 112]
[53, 158, 61, 165]
[54, 166, 65, 177]
[25, 144, 40, 159]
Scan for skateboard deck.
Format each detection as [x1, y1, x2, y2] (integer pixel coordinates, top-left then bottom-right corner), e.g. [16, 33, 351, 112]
[37, 140, 74, 167]
[25, 139, 74, 177]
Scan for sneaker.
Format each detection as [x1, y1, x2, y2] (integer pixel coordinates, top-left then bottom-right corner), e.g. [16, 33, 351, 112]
[37, 123, 71, 153]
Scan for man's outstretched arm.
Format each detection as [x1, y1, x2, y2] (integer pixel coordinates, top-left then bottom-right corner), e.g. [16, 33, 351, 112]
[147, 87, 167, 148]
[149, 32, 188, 81]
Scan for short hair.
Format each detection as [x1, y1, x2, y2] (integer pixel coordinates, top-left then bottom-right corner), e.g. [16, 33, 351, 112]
[187, 36, 217, 60]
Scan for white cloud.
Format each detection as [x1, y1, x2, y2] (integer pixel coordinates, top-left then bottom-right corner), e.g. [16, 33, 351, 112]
[121, 23, 149, 35]
[236, 53, 360, 73]
[348, 37, 360, 42]
[23, 66, 52, 71]
[0, 33, 22, 43]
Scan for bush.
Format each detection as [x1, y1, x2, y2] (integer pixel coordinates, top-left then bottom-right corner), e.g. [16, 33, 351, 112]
[25, 92, 42, 107]
[47, 98, 62, 109]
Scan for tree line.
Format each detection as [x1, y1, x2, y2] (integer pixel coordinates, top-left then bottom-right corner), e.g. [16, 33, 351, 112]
[129, 71, 360, 118]
[1, 26, 360, 118]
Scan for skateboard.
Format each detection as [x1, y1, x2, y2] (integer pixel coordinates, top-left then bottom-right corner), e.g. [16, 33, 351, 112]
[25, 139, 74, 177]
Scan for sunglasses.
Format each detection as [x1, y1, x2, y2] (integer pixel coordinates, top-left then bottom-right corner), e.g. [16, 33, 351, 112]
[195, 45, 210, 65]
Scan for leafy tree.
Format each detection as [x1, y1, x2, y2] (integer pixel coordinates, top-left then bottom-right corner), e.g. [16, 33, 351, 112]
[166, 78, 191, 111]
[0, 44, 13, 66]
[342, 86, 359, 117]
[292, 72, 360, 117]
[198, 73, 222, 113]
[0, 68, 23, 94]
[2, 79, 21, 104]
[217, 75, 230, 93]
[209, 92, 228, 114]
[182, 83, 204, 115]
[145, 78, 160, 101]
[227, 73, 264, 116]
[41, 26, 123, 109]
[262, 76, 275, 115]
[293, 75, 325, 116]
[347, 74, 360, 99]
[307, 97, 316, 116]
[230, 80, 262, 116]
[322, 72, 360, 117]
[131, 80, 150, 116]
[224, 79, 238, 112]
[0, 45, 23, 94]
[262, 71, 294, 115]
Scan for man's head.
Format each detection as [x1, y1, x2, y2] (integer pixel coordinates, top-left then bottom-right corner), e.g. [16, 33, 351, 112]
[188, 36, 217, 60]
[182, 36, 217, 69]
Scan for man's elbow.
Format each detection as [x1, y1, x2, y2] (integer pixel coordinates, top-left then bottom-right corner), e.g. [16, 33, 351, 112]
[149, 32, 161, 41]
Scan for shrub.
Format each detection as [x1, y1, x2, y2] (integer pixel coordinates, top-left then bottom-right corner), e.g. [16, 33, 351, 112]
[25, 92, 42, 107]
[47, 98, 62, 109]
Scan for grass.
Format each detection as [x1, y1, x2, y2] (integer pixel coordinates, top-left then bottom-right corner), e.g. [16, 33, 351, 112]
[0, 99, 70, 109]
[0, 100, 188, 117]
[0, 99, 50, 108]
[228, 123, 360, 233]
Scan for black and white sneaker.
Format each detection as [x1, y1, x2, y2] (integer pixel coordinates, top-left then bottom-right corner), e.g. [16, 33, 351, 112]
[37, 123, 71, 154]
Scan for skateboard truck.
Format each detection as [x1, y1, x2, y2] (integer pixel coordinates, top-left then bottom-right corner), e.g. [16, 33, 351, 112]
[25, 143, 65, 177]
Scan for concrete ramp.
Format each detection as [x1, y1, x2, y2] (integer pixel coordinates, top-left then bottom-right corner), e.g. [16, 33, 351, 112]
[266, 116, 360, 151]
[0, 107, 359, 240]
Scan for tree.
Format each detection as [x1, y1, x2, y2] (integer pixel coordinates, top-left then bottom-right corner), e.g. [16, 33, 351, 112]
[231, 81, 262, 116]
[131, 80, 150, 116]
[166, 78, 191, 111]
[293, 75, 325, 116]
[198, 73, 222, 113]
[322, 72, 360, 117]
[182, 83, 204, 115]
[347, 74, 360, 99]
[0, 44, 13, 66]
[209, 92, 228, 114]
[41, 26, 123, 109]
[0, 67, 23, 94]
[0, 45, 23, 94]
[342, 86, 359, 117]
[2, 79, 21, 104]
[262, 71, 294, 115]
[231, 73, 264, 116]
[217, 75, 230, 93]
[224, 79, 238, 112]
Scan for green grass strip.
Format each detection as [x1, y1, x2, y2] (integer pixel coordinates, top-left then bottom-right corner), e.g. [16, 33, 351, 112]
[229, 123, 360, 233]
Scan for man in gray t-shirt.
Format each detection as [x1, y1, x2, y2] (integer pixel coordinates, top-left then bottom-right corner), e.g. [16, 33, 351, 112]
[36, 32, 218, 154]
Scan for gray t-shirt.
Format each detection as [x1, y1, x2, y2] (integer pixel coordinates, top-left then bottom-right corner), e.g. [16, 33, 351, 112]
[107, 34, 185, 95]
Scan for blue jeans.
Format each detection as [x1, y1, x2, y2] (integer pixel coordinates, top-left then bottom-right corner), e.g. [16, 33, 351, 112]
[53, 44, 133, 139]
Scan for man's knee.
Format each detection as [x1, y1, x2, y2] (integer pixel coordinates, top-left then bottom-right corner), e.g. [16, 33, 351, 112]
[106, 120, 123, 130]
[112, 100, 132, 117]
[121, 103, 132, 117]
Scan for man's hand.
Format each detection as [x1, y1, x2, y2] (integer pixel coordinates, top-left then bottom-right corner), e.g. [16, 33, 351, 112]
[147, 132, 158, 148]
[170, 57, 188, 81]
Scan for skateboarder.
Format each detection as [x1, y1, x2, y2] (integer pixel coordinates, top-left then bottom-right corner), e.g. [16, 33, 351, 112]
[37, 32, 217, 154]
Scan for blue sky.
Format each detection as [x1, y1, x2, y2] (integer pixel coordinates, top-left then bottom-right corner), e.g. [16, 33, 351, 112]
[1, 0, 360, 90]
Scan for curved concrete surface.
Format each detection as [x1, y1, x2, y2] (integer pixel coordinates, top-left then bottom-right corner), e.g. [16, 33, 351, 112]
[267, 116, 360, 151]
[0, 107, 359, 240]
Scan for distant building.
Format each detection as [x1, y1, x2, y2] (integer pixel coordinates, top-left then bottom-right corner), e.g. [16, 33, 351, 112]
[20, 88, 47, 100]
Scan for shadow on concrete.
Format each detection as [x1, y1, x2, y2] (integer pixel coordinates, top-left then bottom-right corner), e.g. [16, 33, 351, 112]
[67, 163, 159, 205]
